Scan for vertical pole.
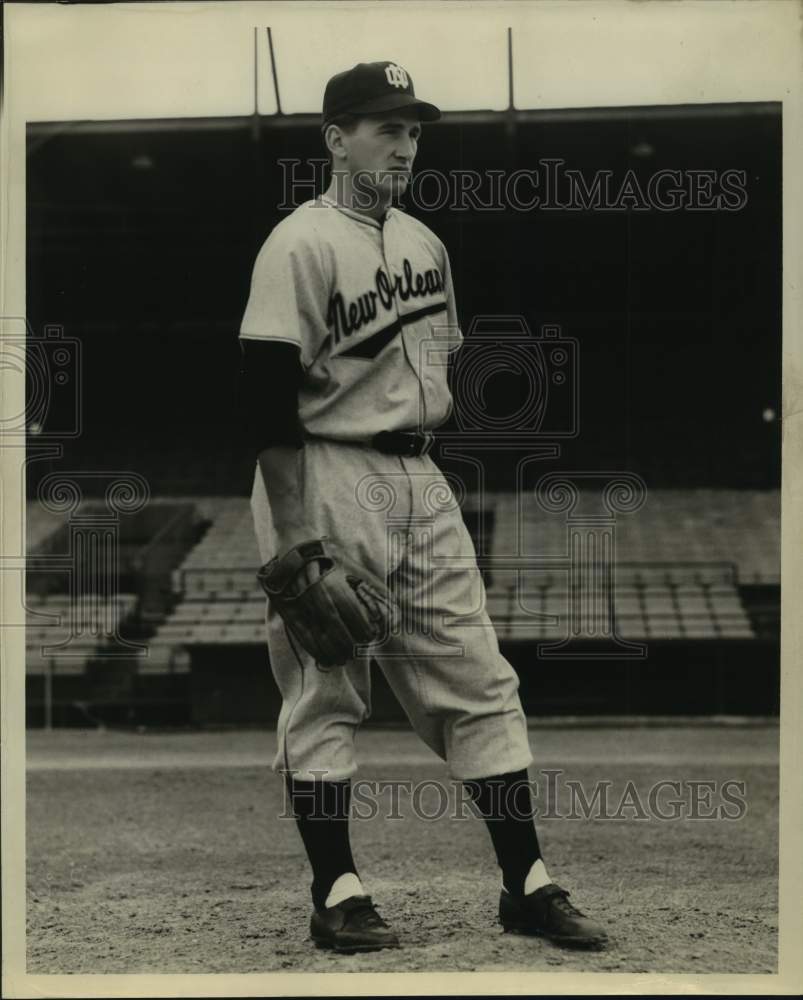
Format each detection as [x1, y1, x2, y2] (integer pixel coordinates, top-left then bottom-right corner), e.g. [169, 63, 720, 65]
[267, 27, 283, 115]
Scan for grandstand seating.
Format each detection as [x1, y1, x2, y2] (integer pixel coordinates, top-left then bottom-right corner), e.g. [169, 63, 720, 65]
[22, 489, 779, 723]
[144, 490, 774, 657]
[495, 489, 779, 584]
[485, 578, 754, 641]
[25, 592, 139, 675]
[24, 489, 778, 680]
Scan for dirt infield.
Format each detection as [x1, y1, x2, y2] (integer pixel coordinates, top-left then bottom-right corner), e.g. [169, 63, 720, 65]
[26, 724, 778, 974]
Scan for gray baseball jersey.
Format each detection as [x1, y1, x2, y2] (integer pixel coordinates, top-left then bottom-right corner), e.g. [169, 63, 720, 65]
[239, 195, 462, 441]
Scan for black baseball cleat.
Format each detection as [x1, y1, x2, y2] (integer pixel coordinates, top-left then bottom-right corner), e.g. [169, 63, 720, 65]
[499, 883, 608, 949]
[310, 894, 400, 953]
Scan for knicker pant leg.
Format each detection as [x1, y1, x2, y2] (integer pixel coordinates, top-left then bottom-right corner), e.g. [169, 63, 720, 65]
[373, 458, 533, 780]
[251, 459, 375, 782]
[264, 601, 373, 782]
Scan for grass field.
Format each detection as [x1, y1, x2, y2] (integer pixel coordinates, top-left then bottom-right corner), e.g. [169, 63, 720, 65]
[26, 723, 778, 974]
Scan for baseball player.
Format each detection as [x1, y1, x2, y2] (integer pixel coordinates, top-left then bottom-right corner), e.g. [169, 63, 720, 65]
[239, 61, 607, 953]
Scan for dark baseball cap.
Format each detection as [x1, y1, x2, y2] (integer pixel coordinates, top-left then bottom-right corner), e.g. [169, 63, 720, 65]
[323, 61, 441, 124]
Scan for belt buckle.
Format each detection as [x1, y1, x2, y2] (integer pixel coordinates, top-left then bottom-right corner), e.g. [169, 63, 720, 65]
[418, 432, 434, 457]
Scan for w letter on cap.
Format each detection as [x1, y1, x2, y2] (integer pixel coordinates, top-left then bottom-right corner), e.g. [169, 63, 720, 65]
[385, 64, 409, 89]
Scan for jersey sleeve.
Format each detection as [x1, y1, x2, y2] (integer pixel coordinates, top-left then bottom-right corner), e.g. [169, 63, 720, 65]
[239, 222, 330, 369]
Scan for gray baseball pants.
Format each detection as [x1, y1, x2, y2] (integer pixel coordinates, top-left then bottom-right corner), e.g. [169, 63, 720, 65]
[249, 438, 533, 782]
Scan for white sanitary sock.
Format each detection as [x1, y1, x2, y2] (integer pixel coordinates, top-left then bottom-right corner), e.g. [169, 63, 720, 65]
[523, 859, 552, 895]
[325, 872, 365, 908]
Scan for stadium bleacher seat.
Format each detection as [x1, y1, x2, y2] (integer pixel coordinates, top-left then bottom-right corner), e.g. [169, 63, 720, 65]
[25, 592, 139, 675]
[496, 489, 779, 583]
[34, 488, 769, 671]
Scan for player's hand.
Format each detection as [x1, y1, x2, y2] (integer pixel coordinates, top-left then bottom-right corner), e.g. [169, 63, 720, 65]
[287, 555, 322, 597]
[272, 526, 323, 597]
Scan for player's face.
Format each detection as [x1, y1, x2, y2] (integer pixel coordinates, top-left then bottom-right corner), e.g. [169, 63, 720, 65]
[342, 110, 422, 201]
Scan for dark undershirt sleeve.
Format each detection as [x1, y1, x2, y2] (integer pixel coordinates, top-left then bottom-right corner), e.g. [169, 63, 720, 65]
[238, 339, 305, 452]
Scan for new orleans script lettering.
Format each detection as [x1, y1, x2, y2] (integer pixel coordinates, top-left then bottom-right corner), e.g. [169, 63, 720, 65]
[328, 258, 444, 345]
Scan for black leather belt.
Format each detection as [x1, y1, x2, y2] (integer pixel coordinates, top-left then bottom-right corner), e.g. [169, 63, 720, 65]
[371, 430, 434, 457]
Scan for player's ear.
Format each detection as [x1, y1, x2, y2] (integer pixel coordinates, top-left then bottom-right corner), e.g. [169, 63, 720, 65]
[324, 123, 350, 163]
